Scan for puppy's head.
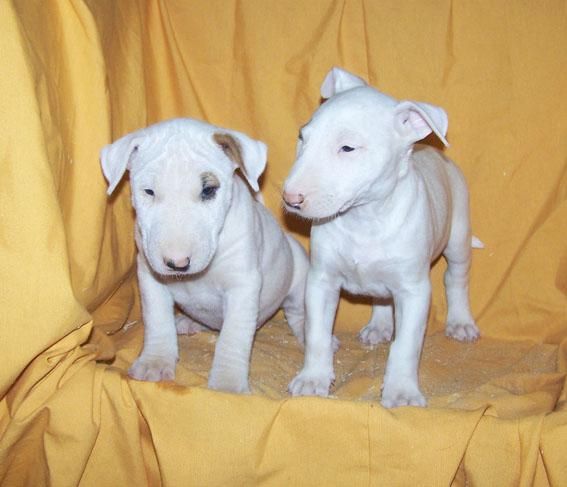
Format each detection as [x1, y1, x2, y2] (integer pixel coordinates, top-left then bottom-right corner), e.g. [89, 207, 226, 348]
[100, 119, 267, 277]
[283, 67, 449, 220]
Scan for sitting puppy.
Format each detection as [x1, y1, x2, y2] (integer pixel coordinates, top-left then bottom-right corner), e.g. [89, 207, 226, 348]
[283, 67, 481, 407]
[101, 119, 308, 393]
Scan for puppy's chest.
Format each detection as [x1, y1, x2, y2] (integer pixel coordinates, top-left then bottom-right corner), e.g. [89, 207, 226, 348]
[336, 243, 398, 297]
[168, 280, 224, 329]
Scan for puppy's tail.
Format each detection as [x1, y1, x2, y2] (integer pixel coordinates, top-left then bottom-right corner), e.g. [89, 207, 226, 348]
[471, 236, 485, 249]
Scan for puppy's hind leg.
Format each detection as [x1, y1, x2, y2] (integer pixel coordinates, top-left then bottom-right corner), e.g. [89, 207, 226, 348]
[282, 283, 305, 346]
[175, 313, 207, 335]
[283, 281, 340, 353]
[443, 228, 480, 342]
[359, 300, 394, 347]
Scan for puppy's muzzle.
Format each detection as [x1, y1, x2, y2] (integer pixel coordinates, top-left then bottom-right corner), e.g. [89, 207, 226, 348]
[164, 256, 190, 273]
[282, 191, 305, 210]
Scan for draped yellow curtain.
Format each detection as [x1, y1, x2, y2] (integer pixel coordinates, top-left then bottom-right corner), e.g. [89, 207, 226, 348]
[1, 1, 566, 485]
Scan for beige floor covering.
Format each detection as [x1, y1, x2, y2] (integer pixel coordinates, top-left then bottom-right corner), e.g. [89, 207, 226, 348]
[110, 316, 562, 418]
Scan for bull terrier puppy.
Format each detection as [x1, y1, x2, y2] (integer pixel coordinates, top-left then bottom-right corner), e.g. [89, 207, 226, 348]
[101, 119, 308, 393]
[283, 67, 481, 407]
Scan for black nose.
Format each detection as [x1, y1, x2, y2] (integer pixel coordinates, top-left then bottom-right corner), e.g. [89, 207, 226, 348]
[165, 258, 190, 272]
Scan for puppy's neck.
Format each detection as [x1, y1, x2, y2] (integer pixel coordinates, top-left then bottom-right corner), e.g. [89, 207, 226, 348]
[353, 145, 416, 204]
[343, 153, 419, 224]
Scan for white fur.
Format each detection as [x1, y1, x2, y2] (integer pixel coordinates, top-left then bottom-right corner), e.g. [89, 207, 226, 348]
[101, 118, 309, 393]
[283, 67, 481, 408]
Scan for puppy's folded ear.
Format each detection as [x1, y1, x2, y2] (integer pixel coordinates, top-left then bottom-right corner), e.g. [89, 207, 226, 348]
[394, 101, 449, 147]
[100, 131, 145, 195]
[213, 131, 267, 193]
[320, 66, 367, 99]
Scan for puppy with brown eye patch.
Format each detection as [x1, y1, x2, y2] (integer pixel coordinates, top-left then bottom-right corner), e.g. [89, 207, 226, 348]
[100, 118, 311, 394]
[200, 172, 220, 201]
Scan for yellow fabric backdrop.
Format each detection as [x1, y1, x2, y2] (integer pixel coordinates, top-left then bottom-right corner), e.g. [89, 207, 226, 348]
[1, 0, 566, 485]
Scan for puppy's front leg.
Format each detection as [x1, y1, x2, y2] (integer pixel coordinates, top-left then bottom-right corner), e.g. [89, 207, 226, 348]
[288, 270, 339, 397]
[208, 282, 260, 394]
[381, 281, 431, 408]
[129, 262, 178, 382]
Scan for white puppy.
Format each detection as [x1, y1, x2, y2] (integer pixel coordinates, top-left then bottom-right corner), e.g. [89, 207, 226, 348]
[101, 118, 308, 393]
[283, 67, 481, 407]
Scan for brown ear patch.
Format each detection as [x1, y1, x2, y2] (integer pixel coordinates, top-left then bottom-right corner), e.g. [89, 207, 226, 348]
[213, 133, 244, 168]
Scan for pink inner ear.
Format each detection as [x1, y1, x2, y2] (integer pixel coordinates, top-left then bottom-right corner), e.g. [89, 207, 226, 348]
[407, 110, 431, 137]
[395, 101, 449, 146]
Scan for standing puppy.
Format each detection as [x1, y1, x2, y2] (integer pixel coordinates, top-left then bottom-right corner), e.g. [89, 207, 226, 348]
[101, 119, 308, 393]
[283, 67, 481, 407]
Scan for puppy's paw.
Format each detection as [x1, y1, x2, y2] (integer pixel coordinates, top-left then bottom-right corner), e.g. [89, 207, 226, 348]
[358, 323, 393, 347]
[446, 321, 480, 342]
[208, 369, 250, 394]
[381, 382, 427, 408]
[175, 314, 206, 335]
[288, 368, 334, 397]
[128, 355, 176, 382]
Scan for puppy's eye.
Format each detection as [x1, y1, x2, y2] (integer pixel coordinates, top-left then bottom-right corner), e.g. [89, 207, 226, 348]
[298, 131, 304, 142]
[201, 185, 219, 201]
[340, 145, 355, 153]
[144, 189, 154, 196]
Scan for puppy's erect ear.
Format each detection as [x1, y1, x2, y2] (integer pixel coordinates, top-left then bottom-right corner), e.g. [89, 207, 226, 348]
[393, 101, 449, 147]
[320, 67, 367, 99]
[213, 131, 267, 192]
[100, 131, 145, 195]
